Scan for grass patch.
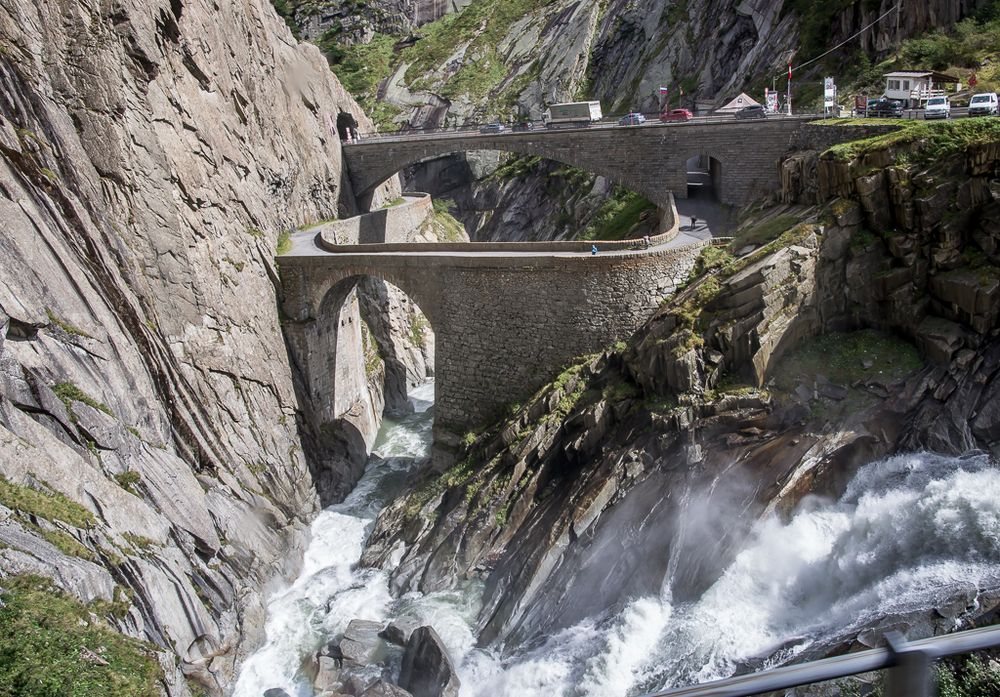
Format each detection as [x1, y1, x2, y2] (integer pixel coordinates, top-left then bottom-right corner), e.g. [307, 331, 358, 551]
[52, 382, 113, 419]
[579, 187, 656, 241]
[382, 196, 406, 208]
[771, 329, 922, 394]
[0, 476, 95, 529]
[276, 229, 292, 256]
[45, 308, 92, 339]
[113, 471, 141, 495]
[246, 227, 265, 239]
[825, 119, 1000, 164]
[409, 314, 430, 348]
[729, 214, 800, 251]
[0, 575, 162, 697]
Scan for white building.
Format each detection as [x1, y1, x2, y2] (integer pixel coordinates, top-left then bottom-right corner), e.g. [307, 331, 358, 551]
[884, 71, 959, 107]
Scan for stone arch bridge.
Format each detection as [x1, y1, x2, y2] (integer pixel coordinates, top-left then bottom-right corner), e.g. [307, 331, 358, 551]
[279, 217, 703, 444]
[344, 116, 823, 208]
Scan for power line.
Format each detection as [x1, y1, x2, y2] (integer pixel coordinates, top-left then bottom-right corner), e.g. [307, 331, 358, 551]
[779, 1, 901, 79]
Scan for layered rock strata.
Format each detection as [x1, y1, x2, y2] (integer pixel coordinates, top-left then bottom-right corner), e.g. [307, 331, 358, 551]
[0, 0, 396, 692]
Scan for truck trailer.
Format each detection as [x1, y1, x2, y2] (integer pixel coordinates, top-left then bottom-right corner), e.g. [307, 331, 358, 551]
[542, 101, 603, 128]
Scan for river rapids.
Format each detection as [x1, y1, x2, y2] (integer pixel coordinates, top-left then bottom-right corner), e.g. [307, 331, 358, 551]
[234, 383, 1000, 696]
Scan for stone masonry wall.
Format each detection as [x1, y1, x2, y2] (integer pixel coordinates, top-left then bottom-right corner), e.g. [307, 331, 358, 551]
[317, 192, 434, 244]
[280, 242, 704, 444]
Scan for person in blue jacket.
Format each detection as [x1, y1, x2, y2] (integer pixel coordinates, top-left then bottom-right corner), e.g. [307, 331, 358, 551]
[591, 244, 598, 255]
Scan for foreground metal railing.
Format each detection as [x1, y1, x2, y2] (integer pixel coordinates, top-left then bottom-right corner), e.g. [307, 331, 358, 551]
[639, 624, 1000, 697]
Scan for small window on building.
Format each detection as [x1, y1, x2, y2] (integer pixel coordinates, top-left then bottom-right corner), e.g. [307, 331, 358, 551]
[903, 80, 910, 90]
[888, 80, 900, 90]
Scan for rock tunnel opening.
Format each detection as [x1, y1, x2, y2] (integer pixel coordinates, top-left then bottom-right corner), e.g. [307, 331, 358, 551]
[298, 274, 434, 505]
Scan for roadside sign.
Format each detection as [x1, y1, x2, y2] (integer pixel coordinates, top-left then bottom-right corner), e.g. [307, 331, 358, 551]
[824, 77, 837, 109]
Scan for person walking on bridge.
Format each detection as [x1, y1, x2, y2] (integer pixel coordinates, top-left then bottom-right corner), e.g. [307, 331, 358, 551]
[591, 244, 599, 255]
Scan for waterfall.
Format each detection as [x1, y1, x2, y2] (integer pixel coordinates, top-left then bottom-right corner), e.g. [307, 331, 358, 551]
[235, 420, 1000, 697]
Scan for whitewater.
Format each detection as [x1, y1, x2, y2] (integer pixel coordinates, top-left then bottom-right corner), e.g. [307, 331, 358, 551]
[235, 383, 1000, 696]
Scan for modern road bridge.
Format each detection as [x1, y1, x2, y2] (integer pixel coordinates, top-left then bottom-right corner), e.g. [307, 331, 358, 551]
[342, 116, 824, 209]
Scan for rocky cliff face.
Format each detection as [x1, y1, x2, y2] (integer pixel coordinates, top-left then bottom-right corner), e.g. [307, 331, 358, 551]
[0, 0, 397, 693]
[361, 123, 1000, 649]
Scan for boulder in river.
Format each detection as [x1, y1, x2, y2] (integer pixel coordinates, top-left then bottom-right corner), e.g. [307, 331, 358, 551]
[380, 616, 420, 647]
[340, 618, 387, 666]
[398, 626, 461, 697]
[263, 689, 292, 697]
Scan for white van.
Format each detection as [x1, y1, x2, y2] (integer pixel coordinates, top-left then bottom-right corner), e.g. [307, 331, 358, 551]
[924, 96, 951, 120]
[969, 92, 1000, 117]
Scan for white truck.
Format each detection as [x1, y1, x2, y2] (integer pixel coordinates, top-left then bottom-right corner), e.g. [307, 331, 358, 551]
[542, 101, 603, 128]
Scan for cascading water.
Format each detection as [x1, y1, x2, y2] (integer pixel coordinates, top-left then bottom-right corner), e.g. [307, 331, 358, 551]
[236, 398, 1000, 697]
[234, 383, 479, 697]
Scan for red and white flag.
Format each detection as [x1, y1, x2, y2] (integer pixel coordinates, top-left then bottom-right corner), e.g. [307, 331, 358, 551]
[659, 86, 669, 94]
[788, 63, 793, 80]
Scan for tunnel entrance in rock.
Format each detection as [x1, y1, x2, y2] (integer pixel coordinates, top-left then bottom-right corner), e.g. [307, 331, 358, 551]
[686, 154, 721, 202]
[302, 274, 435, 505]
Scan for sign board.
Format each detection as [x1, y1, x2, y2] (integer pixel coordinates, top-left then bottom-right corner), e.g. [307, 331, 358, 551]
[824, 77, 837, 109]
[765, 89, 779, 113]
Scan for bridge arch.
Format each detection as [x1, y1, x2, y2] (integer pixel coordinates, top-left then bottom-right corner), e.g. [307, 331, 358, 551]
[289, 270, 438, 503]
[344, 133, 684, 210]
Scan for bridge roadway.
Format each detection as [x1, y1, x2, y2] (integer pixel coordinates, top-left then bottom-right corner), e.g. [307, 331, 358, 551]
[278, 200, 708, 445]
[342, 115, 822, 209]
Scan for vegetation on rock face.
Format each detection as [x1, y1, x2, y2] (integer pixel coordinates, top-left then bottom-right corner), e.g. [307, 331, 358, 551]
[579, 187, 656, 241]
[771, 330, 922, 393]
[52, 382, 113, 419]
[0, 575, 162, 697]
[937, 653, 1000, 697]
[0, 476, 95, 529]
[825, 118, 1000, 163]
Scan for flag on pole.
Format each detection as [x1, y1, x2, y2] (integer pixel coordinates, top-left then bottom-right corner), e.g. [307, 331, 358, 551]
[659, 86, 669, 94]
[788, 63, 793, 80]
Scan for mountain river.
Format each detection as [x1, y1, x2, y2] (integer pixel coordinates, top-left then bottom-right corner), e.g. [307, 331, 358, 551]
[235, 383, 1000, 696]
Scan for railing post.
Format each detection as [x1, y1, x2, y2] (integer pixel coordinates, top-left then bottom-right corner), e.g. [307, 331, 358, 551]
[884, 632, 933, 697]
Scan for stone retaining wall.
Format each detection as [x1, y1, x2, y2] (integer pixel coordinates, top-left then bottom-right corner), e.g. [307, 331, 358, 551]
[314, 192, 434, 245]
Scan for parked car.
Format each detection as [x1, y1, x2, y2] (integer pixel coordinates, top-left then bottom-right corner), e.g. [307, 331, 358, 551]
[512, 121, 534, 132]
[660, 108, 693, 122]
[868, 98, 904, 118]
[969, 92, 1000, 116]
[479, 122, 506, 134]
[735, 104, 766, 120]
[618, 112, 646, 126]
[924, 96, 951, 120]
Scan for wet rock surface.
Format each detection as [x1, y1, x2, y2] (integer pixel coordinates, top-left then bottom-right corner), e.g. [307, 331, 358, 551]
[399, 626, 461, 697]
[361, 133, 1000, 654]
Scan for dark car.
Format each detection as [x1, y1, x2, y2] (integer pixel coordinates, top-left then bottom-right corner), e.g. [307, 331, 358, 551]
[735, 104, 767, 120]
[868, 98, 904, 118]
[479, 122, 506, 134]
[660, 108, 693, 122]
[512, 121, 534, 132]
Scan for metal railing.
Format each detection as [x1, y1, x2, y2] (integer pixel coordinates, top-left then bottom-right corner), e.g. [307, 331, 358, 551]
[638, 624, 1000, 697]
